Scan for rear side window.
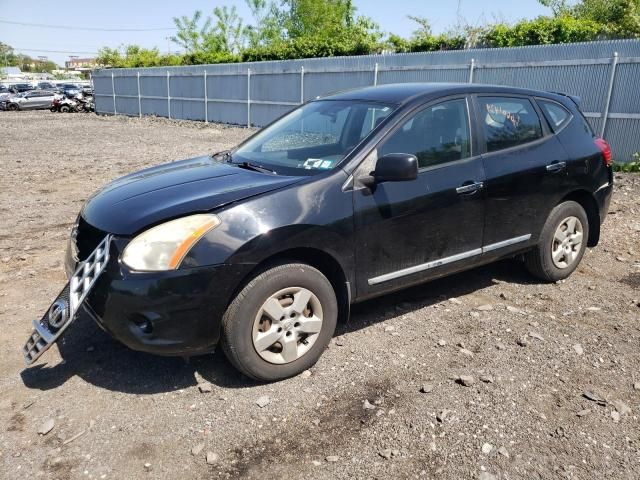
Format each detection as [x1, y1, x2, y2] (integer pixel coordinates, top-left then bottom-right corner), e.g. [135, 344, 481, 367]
[538, 99, 572, 132]
[478, 97, 543, 153]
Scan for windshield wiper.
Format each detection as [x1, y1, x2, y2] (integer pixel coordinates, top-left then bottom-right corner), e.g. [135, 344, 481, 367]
[235, 161, 277, 175]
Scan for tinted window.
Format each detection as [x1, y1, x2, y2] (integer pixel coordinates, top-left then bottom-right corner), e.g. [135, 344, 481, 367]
[538, 99, 571, 131]
[479, 97, 543, 152]
[379, 99, 471, 168]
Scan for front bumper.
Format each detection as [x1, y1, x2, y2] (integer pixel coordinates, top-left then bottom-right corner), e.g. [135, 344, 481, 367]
[74, 238, 254, 356]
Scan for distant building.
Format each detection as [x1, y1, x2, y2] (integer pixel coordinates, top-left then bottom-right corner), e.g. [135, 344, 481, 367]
[65, 58, 98, 71]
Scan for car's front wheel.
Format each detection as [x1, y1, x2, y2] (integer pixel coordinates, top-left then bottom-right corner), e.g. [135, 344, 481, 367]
[222, 263, 337, 381]
[524, 200, 589, 282]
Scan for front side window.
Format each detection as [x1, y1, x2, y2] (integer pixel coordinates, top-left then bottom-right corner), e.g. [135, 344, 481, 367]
[378, 98, 471, 169]
[479, 97, 543, 153]
[233, 100, 395, 175]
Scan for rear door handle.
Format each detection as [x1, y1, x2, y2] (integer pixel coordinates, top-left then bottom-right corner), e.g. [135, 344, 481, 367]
[456, 181, 484, 195]
[546, 161, 567, 172]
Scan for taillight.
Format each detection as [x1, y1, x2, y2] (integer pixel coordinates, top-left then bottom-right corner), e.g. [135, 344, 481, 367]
[594, 138, 612, 166]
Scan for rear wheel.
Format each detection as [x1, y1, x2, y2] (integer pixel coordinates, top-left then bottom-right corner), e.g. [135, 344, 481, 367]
[524, 201, 589, 282]
[7, 103, 18, 111]
[222, 263, 337, 381]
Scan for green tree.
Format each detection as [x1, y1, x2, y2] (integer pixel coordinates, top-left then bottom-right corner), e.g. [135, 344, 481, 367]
[244, 0, 284, 47]
[538, 0, 572, 16]
[573, 0, 640, 36]
[408, 15, 432, 40]
[211, 5, 245, 53]
[171, 11, 212, 54]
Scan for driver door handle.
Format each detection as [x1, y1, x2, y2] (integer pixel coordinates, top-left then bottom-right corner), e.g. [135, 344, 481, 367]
[456, 181, 484, 195]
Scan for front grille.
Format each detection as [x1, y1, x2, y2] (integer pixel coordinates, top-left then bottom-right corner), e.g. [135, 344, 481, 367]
[24, 236, 111, 364]
[76, 216, 108, 261]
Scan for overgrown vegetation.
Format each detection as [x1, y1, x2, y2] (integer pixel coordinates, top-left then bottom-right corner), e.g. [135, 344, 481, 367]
[0, 42, 58, 73]
[95, 0, 640, 68]
[614, 154, 640, 172]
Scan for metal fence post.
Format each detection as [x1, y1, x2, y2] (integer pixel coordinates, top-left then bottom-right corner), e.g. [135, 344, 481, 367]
[204, 70, 208, 123]
[300, 66, 305, 104]
[111, 72, 116, 115]
[167, 71, 171, 120]
[469, 59, 476, 83]
[247, 68, 251, 128]
[601, 52, 619, 138]
[373, 62, 379, 86]
[137, 72, 142, 118]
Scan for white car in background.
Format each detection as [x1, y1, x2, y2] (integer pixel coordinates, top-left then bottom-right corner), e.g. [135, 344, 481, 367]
[1, 90, 57, 111]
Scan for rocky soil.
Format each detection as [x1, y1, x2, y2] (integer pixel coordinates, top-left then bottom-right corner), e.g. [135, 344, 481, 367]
[0, 111, 639, 480]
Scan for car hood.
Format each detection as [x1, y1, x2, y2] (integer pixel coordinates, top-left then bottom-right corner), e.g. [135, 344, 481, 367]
[81, 156, 303, 235]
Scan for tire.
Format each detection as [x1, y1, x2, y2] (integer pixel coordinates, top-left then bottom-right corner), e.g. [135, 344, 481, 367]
[221, 263, 338, 382]
[60, 105, 71, 113]
[50, 106, 57, 112]
[524, 200, 589, 282]
[7, 103, 18, 111]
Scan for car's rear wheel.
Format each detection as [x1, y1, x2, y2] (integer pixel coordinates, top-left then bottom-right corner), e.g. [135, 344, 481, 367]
[524, 200, 589, 282]
[221, 263, 337, 381]
[7, 103, 18, 111]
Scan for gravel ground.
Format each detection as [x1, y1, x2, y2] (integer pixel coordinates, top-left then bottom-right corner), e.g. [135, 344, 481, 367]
[1, 111, 639, 480]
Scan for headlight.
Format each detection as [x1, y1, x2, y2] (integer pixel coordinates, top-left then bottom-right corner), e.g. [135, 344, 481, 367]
[122, 214, 220, 271]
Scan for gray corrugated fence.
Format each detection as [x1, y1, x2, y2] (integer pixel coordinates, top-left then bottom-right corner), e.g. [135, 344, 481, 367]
[92, 39, 640, 162]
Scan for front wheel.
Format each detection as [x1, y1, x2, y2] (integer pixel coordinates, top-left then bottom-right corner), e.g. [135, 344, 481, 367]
[221, 263, 338, 381]
[524, 200, 589, 282]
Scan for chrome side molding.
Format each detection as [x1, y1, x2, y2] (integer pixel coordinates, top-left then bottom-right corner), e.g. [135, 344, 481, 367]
[368, 234, 532, 285]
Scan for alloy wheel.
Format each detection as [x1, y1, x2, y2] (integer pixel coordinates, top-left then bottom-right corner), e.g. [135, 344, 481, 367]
[551, 216, 584, 269]
[252, 287, 323, 364]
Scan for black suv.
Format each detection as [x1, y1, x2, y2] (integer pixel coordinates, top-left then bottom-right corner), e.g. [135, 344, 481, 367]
[23, 83, 613, 381]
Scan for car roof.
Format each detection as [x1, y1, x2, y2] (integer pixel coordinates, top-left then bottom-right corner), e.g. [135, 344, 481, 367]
[322, 82, 560, 106]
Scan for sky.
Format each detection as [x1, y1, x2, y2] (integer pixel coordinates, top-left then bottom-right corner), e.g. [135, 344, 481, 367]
[0, 0, 552, 66]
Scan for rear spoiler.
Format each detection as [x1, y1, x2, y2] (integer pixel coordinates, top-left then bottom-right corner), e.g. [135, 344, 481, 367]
[550, 91, 582, 110]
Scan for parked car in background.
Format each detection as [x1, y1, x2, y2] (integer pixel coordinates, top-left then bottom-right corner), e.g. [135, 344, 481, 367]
[37, 81, 57, 90]
[2, 90, 56, 110]
[22, 83, 613, 382]
[81, 85, 94, 96]
[0, 91, 16, 108]
[57, 83, 81, 97]
[8, 83, 35, 93]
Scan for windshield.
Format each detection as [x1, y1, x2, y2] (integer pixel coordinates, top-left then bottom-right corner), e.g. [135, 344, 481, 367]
[233, 100, 395, 175]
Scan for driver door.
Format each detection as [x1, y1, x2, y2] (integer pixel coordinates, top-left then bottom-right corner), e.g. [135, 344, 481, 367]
[352, 97, 486, 298]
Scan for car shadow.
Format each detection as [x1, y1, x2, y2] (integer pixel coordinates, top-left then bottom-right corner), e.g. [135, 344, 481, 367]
[20, 258, 535, 394]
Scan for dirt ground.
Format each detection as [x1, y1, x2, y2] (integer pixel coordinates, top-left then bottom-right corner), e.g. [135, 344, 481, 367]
[0, 111, 639, 480]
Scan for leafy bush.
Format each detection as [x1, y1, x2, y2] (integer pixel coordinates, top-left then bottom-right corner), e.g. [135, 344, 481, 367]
[481, 16, 605, 47]
[613, 153, 640, 172]
[388, 34, 466, 53]
[242, 31, 379, 61]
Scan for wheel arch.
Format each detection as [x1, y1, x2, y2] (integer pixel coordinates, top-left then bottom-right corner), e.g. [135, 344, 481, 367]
[227, 247, 351, 327]
[559, 189, 600, 247]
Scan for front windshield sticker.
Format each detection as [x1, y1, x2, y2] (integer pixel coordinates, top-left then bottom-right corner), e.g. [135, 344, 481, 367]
[302, 158, 334, 170]
[319, 160, 334, 169]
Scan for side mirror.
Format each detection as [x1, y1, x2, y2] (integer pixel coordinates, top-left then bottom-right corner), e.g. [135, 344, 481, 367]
[373, 153, 418, 184]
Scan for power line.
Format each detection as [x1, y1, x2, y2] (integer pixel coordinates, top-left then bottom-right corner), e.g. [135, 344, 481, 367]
[0, 19, 176, 32]
[11, 48, 98, 55]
